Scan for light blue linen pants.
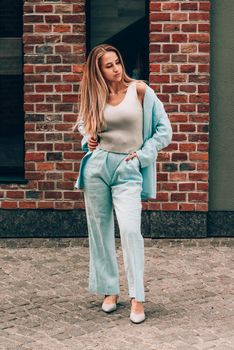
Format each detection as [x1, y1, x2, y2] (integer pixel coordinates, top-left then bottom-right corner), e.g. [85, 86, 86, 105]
[83, 148, 145, 302]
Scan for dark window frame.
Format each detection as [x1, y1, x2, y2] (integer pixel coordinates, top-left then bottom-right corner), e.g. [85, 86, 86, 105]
[86, 0, 149, 81]
[0, 0, 27, 184]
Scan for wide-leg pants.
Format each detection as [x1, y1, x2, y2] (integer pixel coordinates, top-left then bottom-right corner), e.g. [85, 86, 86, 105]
[82, 148, 145, 302]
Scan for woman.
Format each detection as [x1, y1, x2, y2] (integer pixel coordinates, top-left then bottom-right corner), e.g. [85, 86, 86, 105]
[74, 44, 172, 324]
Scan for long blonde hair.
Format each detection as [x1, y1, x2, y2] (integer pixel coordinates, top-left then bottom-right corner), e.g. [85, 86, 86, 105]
[73, 44, 135, 138]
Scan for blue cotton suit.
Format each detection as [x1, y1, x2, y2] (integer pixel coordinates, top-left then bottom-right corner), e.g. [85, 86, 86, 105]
[75, 83, 172, 301]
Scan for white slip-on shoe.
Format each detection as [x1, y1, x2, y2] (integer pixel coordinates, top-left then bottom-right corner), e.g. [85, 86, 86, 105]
[102, 295, 118, 313]
[130, 298, 146, 324]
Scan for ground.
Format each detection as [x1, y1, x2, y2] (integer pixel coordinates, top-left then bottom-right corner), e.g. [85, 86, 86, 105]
[0, 237, 233, 350]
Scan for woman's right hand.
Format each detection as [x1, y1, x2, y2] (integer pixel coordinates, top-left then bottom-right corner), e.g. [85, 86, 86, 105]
[88, 136, 99, 151]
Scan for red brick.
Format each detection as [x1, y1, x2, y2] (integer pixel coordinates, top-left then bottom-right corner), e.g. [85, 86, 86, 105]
[179, 203, 195, 211]
[6, 191, 24, 199]
[19, 202, 37, 209]
[189, 54, 209, 63]
[25, 152, 45, 162]
[150, 13, 171, 21]
[162, 85, 178, 93]
[150, 64, 161, 73]
[199, 2, 211, 11]
[189, 94, 209, 103]
[189, 34, 209, 43]
[151, 75, 170, 83]
[38, 182, 55, 190]
[197, 183, 209, 191]
[172, 13, 188, 21]
[189, 173, 208, 181]
[150, 23, 163, 32]
[180, 85, 196, 93]
[35, 24, 51, 32]
[38, 202, 54, 209]
[179, 183, 195, 191]
[55, 84, 72, 92]
[45, 192, 62, 199]
[161, 183, 178, 191]
[171, 95, 188, 103]
[172, 153, 188, 161]
[148, 202, 161, 210]
[190, 153, 208, 161]
[196, 203, 208, 211]
[45, 15, 61, 23]
[162, 3, 179, 11]
[164, 24, 180, 32]
[171, 193, 186, 201]
[162, 203, 178, 210]
[172, 34, 187, 43]
[36, 84, 53, 92]
[162, 44, 179, 53]
[36, 163, 55, 171]
[188, 193, 208, 202]
[199, 44, 210, 53]
[171, 75, 187, 83]
[155, 193, 169, 202]
[182, 24, 197, 32]
[199, 24, 210, 32]
[181, 3, 198, 11]
[181, 64, 196, 73]
[181, 44, 197, 53]
[150, 54, 170, 62]
[23, 35, 44, 44]
[189, 13, 210, 21]
[24, 15, 44, 23]
[24, 65, 34, 73]
[55, 202, 74, 209]
[35, 5, 53, 12]
[151, 34, 170, 42]
[73, 4, 85, 12]
[150, 3, 161, 11]
[62, 15, 85, 23]
[180, 104, 196, 112]
[54, 4, 72, 13]
[1, 201, 18, 209]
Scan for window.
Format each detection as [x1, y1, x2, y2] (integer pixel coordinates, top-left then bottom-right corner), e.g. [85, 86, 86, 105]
[0, 0, 25, 182]
[86, 0, 149, 81]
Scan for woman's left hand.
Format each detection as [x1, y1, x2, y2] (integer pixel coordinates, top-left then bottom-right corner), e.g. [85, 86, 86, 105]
[125, 152, 139, 162]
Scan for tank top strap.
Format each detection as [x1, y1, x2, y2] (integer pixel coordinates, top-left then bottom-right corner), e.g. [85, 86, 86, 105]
[127, 80, 140, 105]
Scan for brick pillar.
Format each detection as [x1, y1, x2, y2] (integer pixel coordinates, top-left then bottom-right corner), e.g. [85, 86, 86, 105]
[149, 0, 210, 211]
[21, 0, 85, 210]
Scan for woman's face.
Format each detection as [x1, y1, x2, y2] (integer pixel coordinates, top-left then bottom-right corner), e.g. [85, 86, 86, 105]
[100, 51, 123, 83]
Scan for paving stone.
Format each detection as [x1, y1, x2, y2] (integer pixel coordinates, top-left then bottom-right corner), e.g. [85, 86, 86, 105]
[0, 237, 233, 349]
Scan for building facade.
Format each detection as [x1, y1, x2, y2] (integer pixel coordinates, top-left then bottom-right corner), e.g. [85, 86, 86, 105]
[0, 0, 233, 237]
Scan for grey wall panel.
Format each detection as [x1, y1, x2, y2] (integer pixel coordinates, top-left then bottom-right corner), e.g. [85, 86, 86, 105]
[210, 0, 234, 210]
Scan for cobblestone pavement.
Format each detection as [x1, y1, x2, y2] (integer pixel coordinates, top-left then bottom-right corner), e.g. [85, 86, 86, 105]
[0, 237, 233, 350]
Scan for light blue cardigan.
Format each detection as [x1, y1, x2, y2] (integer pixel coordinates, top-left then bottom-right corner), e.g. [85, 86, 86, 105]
[75, 84, 173, 200]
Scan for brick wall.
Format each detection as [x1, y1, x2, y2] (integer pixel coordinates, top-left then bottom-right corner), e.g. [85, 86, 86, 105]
[149, 0, 210, 211]
[0, 0, 210, 213]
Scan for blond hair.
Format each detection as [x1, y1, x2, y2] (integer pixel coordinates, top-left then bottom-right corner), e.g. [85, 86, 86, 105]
[73, 44, 136, 138]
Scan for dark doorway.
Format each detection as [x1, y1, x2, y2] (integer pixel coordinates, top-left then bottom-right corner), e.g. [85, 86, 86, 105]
[0, 0, 24, 181]
[86, 0, 149, 82]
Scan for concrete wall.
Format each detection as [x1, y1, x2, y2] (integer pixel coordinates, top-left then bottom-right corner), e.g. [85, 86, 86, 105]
[209, 0, 234, 210]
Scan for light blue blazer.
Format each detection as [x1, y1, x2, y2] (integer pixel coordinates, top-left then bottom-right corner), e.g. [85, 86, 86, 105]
[75, 84, 173, 200]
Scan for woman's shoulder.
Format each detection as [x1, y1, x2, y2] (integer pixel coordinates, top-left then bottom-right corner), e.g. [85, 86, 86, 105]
[134, 80, 148, 102]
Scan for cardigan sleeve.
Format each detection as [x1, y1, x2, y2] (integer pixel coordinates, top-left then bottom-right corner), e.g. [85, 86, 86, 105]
[77, 119, 90, 152]
[136, 95, 172, 168]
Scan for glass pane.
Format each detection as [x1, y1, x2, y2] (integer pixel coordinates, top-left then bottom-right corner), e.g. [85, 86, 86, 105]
[0, 38, 22, 74]
[0, 0, 23, 37]
[89, 0, 148, 81]
[0, 75, 24, 169]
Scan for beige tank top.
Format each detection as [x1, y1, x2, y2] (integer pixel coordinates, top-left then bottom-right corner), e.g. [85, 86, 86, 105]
[96, 81, 143, 154]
